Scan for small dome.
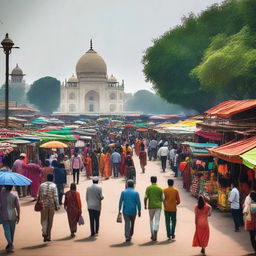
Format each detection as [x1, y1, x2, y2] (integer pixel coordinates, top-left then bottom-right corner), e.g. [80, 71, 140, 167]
[108, 74, 117, 83]
[11, 64, 23, 75]
[68, 74, 78, 83]
[76, 43, 107, 77]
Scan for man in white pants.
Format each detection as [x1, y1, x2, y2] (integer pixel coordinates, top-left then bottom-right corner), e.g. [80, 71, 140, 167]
[144, 176, 163, 241]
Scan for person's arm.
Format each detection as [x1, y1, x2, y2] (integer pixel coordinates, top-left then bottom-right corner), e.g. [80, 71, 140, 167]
[53, 185, 60, 210]
[119, 192, 123, 213]
[229, 190, 235, 203]
[64, 193, 67, 210]
[137, 193, 141, 217]
[176, 191, 180, 205]
[208, 206, 212, 217]
[15, 196, 20, 224]
[86, 188, 88, 203]
[100, 187, 104, 200]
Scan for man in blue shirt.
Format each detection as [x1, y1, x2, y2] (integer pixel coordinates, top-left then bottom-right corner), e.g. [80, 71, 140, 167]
[111, 149, 121, 177]
[119, 180, 141, 242]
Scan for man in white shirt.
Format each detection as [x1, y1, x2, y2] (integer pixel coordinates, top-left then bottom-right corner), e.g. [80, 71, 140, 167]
[157, 142, 169, 172]
[229, 182, 240, 232]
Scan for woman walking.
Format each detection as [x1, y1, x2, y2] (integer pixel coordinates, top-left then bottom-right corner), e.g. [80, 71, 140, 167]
[64, 183, 82, 237]
[192, 196, 212, 255]
[243, 191, 256, 254]
[139, 145, 147, 173]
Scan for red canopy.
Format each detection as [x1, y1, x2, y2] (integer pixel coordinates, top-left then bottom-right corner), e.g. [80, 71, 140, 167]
[209, 136, 256, 163]
[205, 100, 256, 118]
[125, 124, 135, 128]
[136, 128, 148, 132]
[195, 129, 222, 141]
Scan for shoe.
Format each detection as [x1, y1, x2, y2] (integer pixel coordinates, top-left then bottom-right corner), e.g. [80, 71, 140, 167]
[167, 235, 171, 240]
[126, 238, 131, 242]
[71, 233, 75, 238]
[235, 229, 240, 232]
[152, 231, 157, 241]
[46, 238, 51, 242]
[90, 233, 95, 237]
[172, 235, 176, 240]
[43, 236, 47, 242]
[201, 248, 205, 255]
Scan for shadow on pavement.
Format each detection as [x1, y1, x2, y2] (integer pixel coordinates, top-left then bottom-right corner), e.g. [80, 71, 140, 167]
[75, 236, 96, 242]
[110, 242, 133, 247]
[139, 241, 157, 246]
[157, 239, 175, 245]
[54, 236, 74, 241]
[0, 250, 6, 256]
[22, 243, 48, 250]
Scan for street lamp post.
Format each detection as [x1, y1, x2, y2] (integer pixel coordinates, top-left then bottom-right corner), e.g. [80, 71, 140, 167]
[1, 33, 19, 127]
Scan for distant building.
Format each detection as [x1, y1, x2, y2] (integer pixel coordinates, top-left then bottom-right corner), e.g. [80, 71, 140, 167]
[59, 41, 124, 114]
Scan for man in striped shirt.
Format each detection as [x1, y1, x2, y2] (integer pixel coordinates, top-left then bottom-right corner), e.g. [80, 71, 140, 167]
[39, 173, 59, 242]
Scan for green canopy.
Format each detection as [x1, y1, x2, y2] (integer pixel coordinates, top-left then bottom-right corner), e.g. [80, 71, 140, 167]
[134, 123, 148, 127]
[32, 132, 76, 142]
[46, 130, 73, 135]
[240, 148, 256, 169]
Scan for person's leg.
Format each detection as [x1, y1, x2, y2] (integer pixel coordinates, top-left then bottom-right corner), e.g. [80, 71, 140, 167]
[88, 209, 95, 235]
[130, 215, 136, 238]
[2, 221, 12, 246]
[161, 156, 164, 171]
[10, 221, 16, 244]
[231, 209, 240, 231]
[164, 211, 171, 238]
[40, 208, 48, 240]
[95, 210, 100, 233]
[249, 230, 256, 252]
[72, 169, 76, 183]
[153, 209, 161, 240]
[123, 214, 131, 240]
[170, 211, 177, 237]
[16, 186, 21, 197]
[163, 156, 167, 171]
[148, 209, 155, 238]
[77, 169, 80, 184]
[47, 208, 55, 240]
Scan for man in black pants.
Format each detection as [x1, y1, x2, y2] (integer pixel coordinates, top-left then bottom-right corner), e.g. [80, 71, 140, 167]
[86, 177, 104, 236]
[71, 153, 83, 184]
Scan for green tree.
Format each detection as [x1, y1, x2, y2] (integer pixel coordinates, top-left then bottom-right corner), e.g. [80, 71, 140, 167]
[124, 90, 191, 114]
[142, 0, 256, 112]
[191, 26, 256, 99]
[27, 76, 60, 113]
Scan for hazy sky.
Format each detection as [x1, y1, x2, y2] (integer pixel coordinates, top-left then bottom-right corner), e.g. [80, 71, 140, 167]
[0, 0, 223, 93]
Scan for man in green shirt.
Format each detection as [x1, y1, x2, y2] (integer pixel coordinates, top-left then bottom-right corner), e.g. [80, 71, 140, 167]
[144, 176, 163, 241]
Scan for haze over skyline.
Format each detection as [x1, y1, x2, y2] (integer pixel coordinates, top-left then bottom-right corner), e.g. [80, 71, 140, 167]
[0, 0, 223, 93]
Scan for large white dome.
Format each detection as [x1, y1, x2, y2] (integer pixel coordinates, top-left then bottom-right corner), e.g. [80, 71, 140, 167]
[76, 48, 107, 78]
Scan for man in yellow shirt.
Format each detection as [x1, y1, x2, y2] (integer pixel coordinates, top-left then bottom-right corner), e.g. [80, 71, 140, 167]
[163, 179, 180, 240]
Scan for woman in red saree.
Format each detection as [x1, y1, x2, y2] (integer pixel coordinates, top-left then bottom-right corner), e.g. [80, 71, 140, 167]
[120, 150, 126, 176]
[124, 151, 134, 179]
[64, 183, 82, 237]
[193, 195, 212, 255]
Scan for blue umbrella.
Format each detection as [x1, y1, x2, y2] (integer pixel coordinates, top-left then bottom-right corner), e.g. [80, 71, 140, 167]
[0, 171, 32, 186]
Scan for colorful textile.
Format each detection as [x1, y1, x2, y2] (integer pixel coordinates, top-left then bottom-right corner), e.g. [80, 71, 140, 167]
[85, 157, 92, 177]
[103, 153, 111, 178]
[25, 163, 42, 198]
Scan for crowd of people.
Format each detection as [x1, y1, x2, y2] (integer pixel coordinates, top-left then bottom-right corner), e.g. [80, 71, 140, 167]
[0, 133, 255, 255]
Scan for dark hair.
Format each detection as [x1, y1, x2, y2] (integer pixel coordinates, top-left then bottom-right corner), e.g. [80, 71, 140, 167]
[70, 183, 76, 191]
[168, 179, 174, 186]
[19, 156, 25, 160]
[93, 179, 99, 184]
[4, 185, 13, 191]
[44, 160, 50, 167]
[127, 179, 134, 188]
[198, 196, 205, 209]
[233, 181, 239, 188]
[127, 151, 131, 156]
[47, 173, 54, 182]
[250, 191, 256, 202]
[59, 163, 65, 169]
[151, 176, 157, 183]
[51, 160, 58, 168]
[74, 153, 78, 157]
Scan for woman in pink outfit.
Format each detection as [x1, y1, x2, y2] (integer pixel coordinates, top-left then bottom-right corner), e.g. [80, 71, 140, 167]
[192, 195, 212, 255]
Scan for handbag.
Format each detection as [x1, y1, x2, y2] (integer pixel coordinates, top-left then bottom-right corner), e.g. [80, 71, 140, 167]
[116, 212, 122, 223]
[34, 197, 43, 212]
[78, 215, 84, 225]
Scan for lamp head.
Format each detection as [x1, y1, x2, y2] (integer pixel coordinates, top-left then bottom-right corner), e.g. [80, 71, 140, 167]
[1, 33, 14, 52]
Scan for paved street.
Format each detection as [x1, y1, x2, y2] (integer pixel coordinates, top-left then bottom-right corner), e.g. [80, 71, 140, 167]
[0, 156, 253, 256]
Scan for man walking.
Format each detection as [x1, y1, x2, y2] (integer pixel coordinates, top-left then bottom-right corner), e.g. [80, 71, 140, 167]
[119, 179, 141, 242]
[157, 142, 169, 172]
[71, 153, 83, 184]
[0, 185, 20, 253]
[111, 149, 121, 177]
[148, 138, 157, 161]
[229, 182, 240, 232]
[163, 179, 180, 240]
[39, 173, 59, 242]
[144, 176, 163, 241]
[86, 177, 104, 236]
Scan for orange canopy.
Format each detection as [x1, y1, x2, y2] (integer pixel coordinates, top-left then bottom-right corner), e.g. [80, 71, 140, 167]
[209, 136, 256, 163]
[205, 100, 256, 118]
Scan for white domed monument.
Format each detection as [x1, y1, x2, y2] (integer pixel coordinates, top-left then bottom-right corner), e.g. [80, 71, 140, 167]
[59, 40, 124, 114]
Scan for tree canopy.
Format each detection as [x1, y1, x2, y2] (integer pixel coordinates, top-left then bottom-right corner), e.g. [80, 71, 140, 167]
[143, 0, 256, 112]
[27, 76, 60, 113]
[124, 90, 193, 115]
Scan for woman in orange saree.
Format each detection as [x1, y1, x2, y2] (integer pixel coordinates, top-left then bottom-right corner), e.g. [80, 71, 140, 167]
[64, 183, 82, 237]
[135, 139, 141, 156]
[99, 152, 106, 177]
[192, 196, 212, 255]
[103, 150, 112, 179]
[84, 154, 92, 178]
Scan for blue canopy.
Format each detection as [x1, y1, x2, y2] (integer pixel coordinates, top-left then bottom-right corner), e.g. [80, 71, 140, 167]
[182, 142, 218, 148]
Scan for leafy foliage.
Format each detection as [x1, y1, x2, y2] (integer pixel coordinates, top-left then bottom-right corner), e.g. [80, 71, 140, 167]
[124, 90, 193, 115]
[27, 76, 60, 113]
[143, 0, 256, 112]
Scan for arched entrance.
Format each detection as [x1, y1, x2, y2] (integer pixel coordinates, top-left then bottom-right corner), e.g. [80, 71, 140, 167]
[85, 90, 100, 112]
